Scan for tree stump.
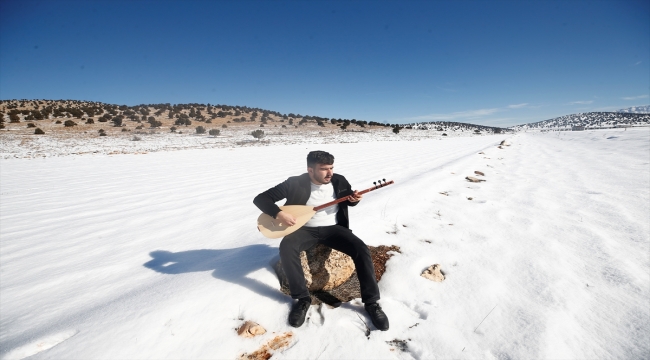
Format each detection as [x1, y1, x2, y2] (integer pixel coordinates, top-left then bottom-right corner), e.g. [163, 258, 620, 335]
[274, 244, 400, 306]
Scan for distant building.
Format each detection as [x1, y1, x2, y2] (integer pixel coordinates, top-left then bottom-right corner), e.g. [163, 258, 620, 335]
[572, 126, 585, 131]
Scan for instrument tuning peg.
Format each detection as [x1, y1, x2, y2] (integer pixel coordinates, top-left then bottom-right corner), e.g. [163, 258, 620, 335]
[383, 178, 386, 183]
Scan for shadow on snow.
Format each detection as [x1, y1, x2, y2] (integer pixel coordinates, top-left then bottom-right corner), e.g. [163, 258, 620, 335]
[143, 244, 285, 303]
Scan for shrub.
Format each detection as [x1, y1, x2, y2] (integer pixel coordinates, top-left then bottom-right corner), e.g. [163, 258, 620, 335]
[392, 126, 401, 134]
[208, 129, 220, 136]
[174, 118, 191, 126]
[121, 128, 129, 132]
[196, 126, 206, 134]
[98, 129, 106, 134]
[442, 133, 447, 136]
[136, 125, 143, 130]
[34, 128, 45, 135]
[64, 120, 77, 127]
[27, 122, 36, 128]
[222, 124, 227, 128]
[251, 129, 265, 139]
[132, 135, 142, 141]
[100, 132, 107, 136]
[170, 126, 177, 132]
[148, 119, 162, 128]
[9, 114, 20, 123]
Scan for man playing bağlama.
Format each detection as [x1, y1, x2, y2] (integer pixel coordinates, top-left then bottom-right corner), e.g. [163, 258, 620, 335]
[253, 150, 389, 330]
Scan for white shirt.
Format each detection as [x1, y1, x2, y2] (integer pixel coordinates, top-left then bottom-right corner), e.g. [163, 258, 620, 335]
[304, 181, 338, 227]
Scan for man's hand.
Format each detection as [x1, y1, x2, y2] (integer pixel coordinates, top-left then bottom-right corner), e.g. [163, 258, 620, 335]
[348, 190, 363, 203]
[275, 211, 297, 226]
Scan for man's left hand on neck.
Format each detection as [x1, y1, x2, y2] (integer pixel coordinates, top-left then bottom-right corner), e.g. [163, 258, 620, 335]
[349, 191, 362, 203]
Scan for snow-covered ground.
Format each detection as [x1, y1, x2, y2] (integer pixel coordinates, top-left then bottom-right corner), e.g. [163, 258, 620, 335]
[1, 128, 648, 359]
[0, 126, 475, 159]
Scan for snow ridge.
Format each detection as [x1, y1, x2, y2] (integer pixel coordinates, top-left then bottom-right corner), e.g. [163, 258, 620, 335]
[617, 105, 650, 114]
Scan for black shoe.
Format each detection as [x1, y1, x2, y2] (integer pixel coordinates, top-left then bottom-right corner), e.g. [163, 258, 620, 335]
[288, 298, 311, 327]
[365, 303, 389, 331]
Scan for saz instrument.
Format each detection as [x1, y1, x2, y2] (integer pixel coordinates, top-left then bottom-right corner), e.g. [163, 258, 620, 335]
[257, 179, 394, 239]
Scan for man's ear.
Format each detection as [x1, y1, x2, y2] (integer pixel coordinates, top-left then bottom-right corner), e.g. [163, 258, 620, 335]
[307, 167, 313, 175]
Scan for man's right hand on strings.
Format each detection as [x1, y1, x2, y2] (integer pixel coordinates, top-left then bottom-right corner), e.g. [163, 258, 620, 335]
[276, 211, 297, 226]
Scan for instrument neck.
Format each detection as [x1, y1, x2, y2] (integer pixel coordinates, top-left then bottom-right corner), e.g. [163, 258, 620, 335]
[312, 181, 394, 211]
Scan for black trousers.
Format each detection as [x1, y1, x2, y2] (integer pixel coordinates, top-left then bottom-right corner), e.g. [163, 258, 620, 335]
[279, 225, 380, 303]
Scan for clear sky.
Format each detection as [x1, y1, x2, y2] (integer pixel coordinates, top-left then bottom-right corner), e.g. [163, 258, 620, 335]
[1, 0, 648, 127]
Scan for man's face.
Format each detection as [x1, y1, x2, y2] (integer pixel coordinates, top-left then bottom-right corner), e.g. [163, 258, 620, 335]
[308, 163, 334, 185]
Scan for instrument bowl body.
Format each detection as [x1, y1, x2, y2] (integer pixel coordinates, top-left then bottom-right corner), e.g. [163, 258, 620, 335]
[257, 205, 316, 239]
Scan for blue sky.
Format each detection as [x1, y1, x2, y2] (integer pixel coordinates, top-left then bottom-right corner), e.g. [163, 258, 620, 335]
[1, 0, 648, 127]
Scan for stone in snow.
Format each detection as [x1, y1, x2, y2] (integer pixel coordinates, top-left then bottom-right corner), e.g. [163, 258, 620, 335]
[237, 321, 266, 338]
[421, 264, 445, 282]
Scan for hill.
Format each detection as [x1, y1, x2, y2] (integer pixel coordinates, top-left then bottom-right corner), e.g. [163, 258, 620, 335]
[1, 99, 512, 158]
[0, 99, 508, 137]
[509, 112, 650, 131]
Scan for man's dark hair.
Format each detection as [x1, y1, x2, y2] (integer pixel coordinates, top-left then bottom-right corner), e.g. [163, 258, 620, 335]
[307, 150, 334, 168]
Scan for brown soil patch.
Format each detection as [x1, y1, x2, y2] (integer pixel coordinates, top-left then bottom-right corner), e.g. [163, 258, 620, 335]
[238, 332, 293, 360]
[370, 245, 401, 282]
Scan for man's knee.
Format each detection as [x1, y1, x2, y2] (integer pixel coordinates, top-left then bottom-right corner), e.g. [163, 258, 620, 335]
[279, 231, 307, 256]
[279, 237, 296, 255]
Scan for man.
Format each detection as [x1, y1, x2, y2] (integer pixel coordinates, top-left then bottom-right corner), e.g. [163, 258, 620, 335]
[253, 150, 389, 330]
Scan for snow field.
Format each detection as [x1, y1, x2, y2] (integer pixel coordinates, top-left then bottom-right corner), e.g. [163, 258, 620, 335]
[0, 126, 472, 159]
[1, 129, 648, 359]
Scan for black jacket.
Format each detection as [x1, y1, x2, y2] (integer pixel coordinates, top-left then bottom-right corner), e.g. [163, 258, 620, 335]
[253, 173, 358, 229]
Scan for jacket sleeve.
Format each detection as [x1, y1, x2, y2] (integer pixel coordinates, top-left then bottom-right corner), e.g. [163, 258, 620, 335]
[253, 178, 291, 218]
